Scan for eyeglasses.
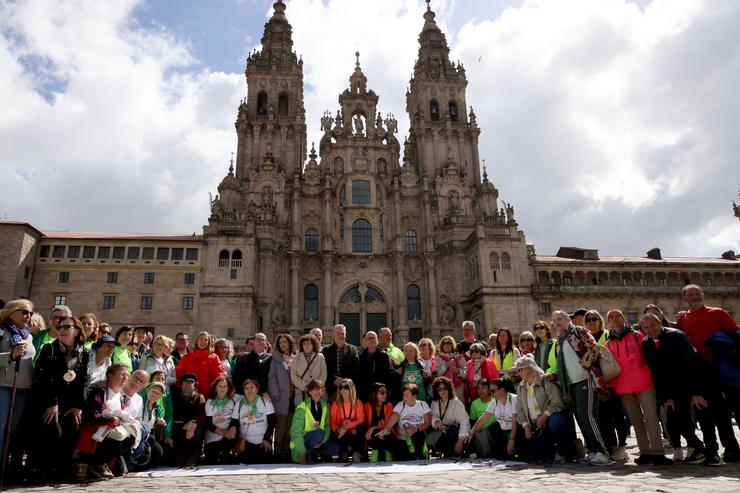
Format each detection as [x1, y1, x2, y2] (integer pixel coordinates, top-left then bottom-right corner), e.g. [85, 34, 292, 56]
[58, 324, 76, 330]
[377, 390, 387, 395]
[339, 384, 350, 390]
[436, 387, 448, 392]
[585, 317, 599, 323]
[20, 309, 34, 316]
[520, 338, 534, 342]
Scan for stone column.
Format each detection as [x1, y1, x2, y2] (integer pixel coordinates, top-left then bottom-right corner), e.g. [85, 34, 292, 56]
[425, 255, 440, 340]
[394, 254, 408, 340]
[290, 255, 299, 330]
[322, 255, 333, 332]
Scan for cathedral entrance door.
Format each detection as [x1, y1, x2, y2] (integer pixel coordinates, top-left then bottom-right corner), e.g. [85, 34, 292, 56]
[337, 285, 388, 347]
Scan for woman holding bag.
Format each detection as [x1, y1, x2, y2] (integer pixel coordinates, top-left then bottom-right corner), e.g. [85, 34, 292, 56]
[290, 334, 326, 406]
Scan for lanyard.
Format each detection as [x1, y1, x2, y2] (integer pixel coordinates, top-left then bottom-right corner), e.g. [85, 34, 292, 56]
[439, 399, 450, 423]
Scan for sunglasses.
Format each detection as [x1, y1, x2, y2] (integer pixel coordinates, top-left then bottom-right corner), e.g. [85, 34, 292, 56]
[419, 343, 430, 347]
[378, 390, 387, 395]
[520, 338, 534, 342]
[340, 384, 350, 390]
[58, 324, 76, 330]
[585, 317, 599, 323]
[20, 309, 34, 316]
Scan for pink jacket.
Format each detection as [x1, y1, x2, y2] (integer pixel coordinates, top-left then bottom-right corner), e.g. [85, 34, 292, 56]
[604, 327, 654, 395]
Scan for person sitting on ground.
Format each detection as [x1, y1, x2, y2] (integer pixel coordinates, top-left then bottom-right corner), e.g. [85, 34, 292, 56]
[170, 373, 206, 467]
[329, 378, 366, 463]
[427, 376, 469, 458]
[364, 382, 395, 462]
[130, 381, 167, 471]
[234, 378, 275, 464]
[466, 379, 497, 458]
[290, 379, 332, 464]
[376, 383, 431, 461]
[469, 377, 519, 460]
[204, 374, 238, 465]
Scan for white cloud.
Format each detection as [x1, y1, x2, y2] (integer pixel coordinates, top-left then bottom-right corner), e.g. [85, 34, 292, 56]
[0, 0, 737, 259]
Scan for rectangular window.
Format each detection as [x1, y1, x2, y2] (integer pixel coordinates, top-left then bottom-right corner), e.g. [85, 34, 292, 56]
[157, 247, 169, 260]
[185, 248, 199, 261]
[540, 302, 552, 315]
[58, 271, 70, 283]
[103, 295, 116, 310]
[140, 296, 153, 310]
[112, 246, 125, 259]
[107, 272, 118, 283]
[184, 273, 195, 285]
[226, 328, 235, 338]
[143, 272, 155, 284]
[39, 245, 50, 258]
[182, 296, 194, 310]
[53, 295, 67, 306]
[351, 179, 371, 204]
[67, 246, 80, 258]
[627, 311, 639, 325]
[408, 327, 423, 342]
[52, 245, 65, 258]
[98, 246, 111, 259]
[142, 247, 155, 259]
[230, 269, 237, 279]
[171, 248, 183, 260]
[83, 246, 95, 259]
[127, 247, 140, 260]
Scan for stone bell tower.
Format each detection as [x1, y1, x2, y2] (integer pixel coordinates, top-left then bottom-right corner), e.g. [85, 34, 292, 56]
[234, 0, 307, 179]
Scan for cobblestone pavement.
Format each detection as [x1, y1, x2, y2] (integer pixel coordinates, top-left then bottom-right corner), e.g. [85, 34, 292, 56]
[13, 432, 740, 492]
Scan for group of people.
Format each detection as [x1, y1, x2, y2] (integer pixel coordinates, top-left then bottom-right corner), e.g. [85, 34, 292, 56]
[0, 283, 738, 484]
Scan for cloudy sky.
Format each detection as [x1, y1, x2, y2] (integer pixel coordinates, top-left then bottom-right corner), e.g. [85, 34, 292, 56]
[1, 0, 738, 258]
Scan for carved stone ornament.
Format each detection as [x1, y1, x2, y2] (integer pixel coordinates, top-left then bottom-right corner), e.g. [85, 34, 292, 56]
[400, 164, 419, 188]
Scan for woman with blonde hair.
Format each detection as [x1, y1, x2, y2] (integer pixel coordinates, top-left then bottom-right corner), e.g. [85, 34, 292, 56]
[79, 313, 100, 349]
[329, 378, 365, 463]
[0, 299, 36, 479]
[176, 331, 223, 396]
[418, 338, 436, 402]
[434, 336, 467, 401]
[397, 342, 430, 402]
[139, 335, 177, 387]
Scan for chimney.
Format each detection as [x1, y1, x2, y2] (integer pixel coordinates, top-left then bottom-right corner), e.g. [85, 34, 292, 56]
[647, 247, 662, 260]
[721, 250, 736, 260]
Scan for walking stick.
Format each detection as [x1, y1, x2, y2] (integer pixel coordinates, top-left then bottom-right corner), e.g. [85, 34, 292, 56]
[0, 357, 21, 493]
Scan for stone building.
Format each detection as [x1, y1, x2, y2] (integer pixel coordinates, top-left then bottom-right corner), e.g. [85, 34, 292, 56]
[1, 2, 738, 345]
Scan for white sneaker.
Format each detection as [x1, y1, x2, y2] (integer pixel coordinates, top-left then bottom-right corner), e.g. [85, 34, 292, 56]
[673, 448, 685, 462]
[589, 452, 613, 466]
[610, 446, 629, 462]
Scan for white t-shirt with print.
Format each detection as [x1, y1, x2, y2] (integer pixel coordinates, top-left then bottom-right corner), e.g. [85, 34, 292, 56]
[485, 394, 517, 431]
[393, 400, 431, 438]
[232, 396, 275, 445]
[205, 398, 238, 444]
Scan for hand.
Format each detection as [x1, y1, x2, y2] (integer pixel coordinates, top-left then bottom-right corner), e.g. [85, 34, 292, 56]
[333, 376, 343, 385]
[506, 438, 515, 456]
[262, 393, 272, 403]
[662, 399, 675, 414]
[225, 427, 237, 440]
[165, 437, 174, 447]
[464, 434, 473, 444]
[111, 416, 122, 427]
[313, 441, 323, 449]
[544, 374, 556, 382]
[11, 342, 27, 360]
[535, 414, 548, 430]
[43, 405, 59, 424]
[407, 426, 417, 436]
[421, 370, 431, 379]
[299, 453, 307, 464]
[692, 395, 709, 410]
[375, 429, 388, 439]
[395, 367, 404, 375]
[524, 427, 533, 440]
[365, 427, 375, 441]
[156, 418, 166, 427]
[261, 440, 272, 452]
[65, 407, 83, 425]
[454, 439, 464, 455]
[434, 420, 443, 430]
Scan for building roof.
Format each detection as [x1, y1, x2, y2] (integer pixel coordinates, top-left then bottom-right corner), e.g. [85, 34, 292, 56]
[535, 255, 738, 266]
[41, 231, 203, 241]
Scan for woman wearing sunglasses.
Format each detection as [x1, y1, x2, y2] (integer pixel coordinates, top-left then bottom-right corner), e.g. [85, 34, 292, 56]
[329, 378, 365, 463]
[0, 299, 37, 481]
[426, 376, 469, 458]
[364, 382, 395, 462]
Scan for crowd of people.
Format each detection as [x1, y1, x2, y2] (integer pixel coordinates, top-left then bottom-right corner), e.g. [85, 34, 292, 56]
[0, 283, 738, 484]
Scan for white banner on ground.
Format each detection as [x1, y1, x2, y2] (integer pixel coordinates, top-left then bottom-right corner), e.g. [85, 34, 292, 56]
[131, 459, 525, 478]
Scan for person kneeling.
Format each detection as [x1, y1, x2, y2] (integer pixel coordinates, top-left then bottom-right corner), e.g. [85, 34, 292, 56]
[426, 377, 469, 458]
[290, 379, 332, 464]
[171, 373, 206, 467]
[329, 379, 365, 463]
[376, 383, 431, 461]
[234, 378, 275, 464]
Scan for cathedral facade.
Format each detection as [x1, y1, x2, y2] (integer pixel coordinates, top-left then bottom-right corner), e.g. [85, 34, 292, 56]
[1, 2, 738, 345]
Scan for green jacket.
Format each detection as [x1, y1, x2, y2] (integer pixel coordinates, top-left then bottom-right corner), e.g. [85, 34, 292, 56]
[289, 398, 330, 463]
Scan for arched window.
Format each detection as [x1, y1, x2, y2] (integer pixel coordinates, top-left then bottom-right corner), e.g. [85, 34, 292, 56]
[278, 92, 289, 116]
[366, 287, 385, 303]
[376, 183, 383, 207]
[430, 99, 440, 121]
[305, 228, 319, 252]
[231, 250, 242, 260]
[500, 252, 511, 270]
[352, 219, 372, 252]
[407, 284, 421, 320]
[352, 180, 371, 204]
[340, 287, 360, 303]
[256, 91, 268, 116]
[218, 249, 229, 267]
[449, 101, 459, 122]
[490, 253, 500, 270]
[563, 274, 573, 285]
[405, 229, 417, 253]
[304, 284, 318, 321]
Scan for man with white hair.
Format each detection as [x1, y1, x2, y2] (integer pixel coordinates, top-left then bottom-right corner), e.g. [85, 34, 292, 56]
[310, 328, 323, 347]
[321, 324, 359, 398]
[458, 321, 488, 360]
[378, 327, 403, 367]
[551, 310, 611, 465]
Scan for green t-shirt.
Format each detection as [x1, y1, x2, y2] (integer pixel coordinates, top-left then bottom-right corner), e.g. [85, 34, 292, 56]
[403, 362, 426, 401]
[470, 397, 496, 429]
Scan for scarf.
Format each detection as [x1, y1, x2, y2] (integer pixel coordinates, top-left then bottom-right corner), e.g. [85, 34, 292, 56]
[1, 320, 29, 347]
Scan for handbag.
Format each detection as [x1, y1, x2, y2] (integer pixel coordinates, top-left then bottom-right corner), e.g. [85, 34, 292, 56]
[598, 345, 621, 381]
[107, 425, 131, 442]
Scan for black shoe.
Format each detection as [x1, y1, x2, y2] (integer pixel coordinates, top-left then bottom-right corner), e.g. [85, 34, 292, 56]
[722, 450, 740, 463]
[651, 455, 674, 466]
[634, 454, 652, 465]
[684, 451, 706, 465]
[705, 454, 721, 467]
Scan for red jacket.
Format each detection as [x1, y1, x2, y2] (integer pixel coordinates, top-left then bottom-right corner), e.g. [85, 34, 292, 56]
[330, 399, 365, 433]
[466, 358, 499, 402]
[605, 327, 653, 395]
[175, 349, 223, 396]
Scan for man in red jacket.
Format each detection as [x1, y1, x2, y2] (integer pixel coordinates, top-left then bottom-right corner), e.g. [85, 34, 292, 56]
[677, 284, 740, 464]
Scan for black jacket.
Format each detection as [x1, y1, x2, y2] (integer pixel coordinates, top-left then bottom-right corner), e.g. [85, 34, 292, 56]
[233, 351, 272, 394]
[321, 343, 359, 398]
[642, 328, 708, 404]
[357, 348, 392, 402]
[32, 340, 89, 411]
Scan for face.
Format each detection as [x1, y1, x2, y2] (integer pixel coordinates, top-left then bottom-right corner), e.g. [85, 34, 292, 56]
[181, 380, 196, 395]
[311, 330, 323, 344]
[574, 315, 585, 327]
[682, 287, 704, 310]
[176, 334, 189, 350]
[302, 339, 313, 353]
[471, 350, 484, 361]
[215, 343, 228, 359]
[100, 325, 112, 336]
[419, 341, 432, 357]
[153, 372, 167, 384]
[641, 317, 663, 340]
[118, 330, 133, 345]
[81, 317, 97, 337]
[152, 340, 167, 355]
[245, 339, 255, 353]
[364, 333, 378, 351]
[440, 339, 453, 353]
[128, 372, 149, 392]
[309, 385, 323, 401]
[243, 381, 258, 397]
[535, 326, 549, 340]
[584, 314, 601, 334]
[519, 335, 534, 352]
[278, 336, 290, 354]
[49, 310, 65, 329]
[196, 334, 210, 350]
[378, 329, 391, 346]
[255, 334, 267, 353]
[436, 385, 449, 400]
[478, 384, 490, 399]
[9, 304, 33, 327]
[57, 320, 79, 345]
[520, 367, 534, 382]
[607, 311, 625, 330]
[215, 379, 228, 399]
[333, 327, 347, 346]
[147, 386, 163, 402]
[134, 330, 147, 344]
[463, 327, 475, 342]
[339, 382, 350, 399]
[498, 331, 509, 345]
[552, 314, 569, 332]
[376, 387, 388, 403]
[402, 388, 415, 404]
[99, 342, 116, 358]
[491, 384, 506, 398]
[109, 369, 129, 391]
[404, 345, 417, 361]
